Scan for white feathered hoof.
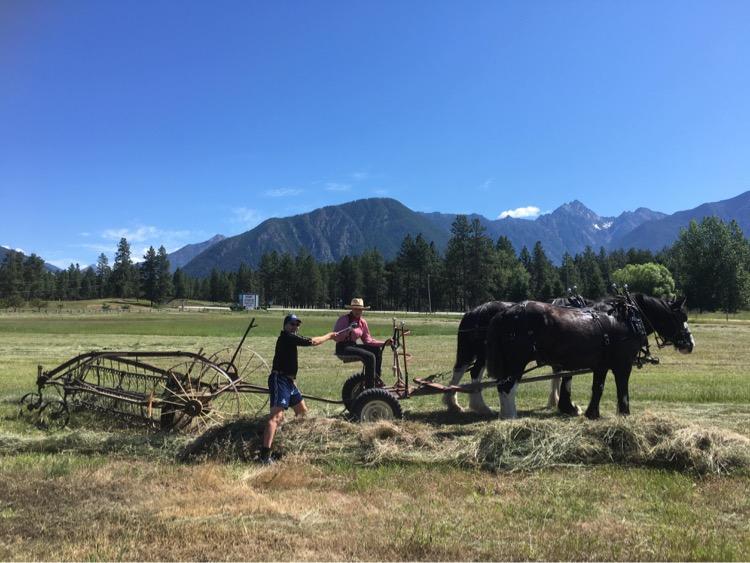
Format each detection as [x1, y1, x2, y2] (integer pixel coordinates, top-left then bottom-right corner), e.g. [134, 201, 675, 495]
[499, 384, 519, 420]
[547, 377, 561, 409]
[443, 392, 464, 413]
[546, 392, 559, 409]
[558, 401, 582, 417]
[468, 392, 494, 415]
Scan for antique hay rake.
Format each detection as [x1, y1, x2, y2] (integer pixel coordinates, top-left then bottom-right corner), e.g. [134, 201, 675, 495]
[20, 320, 270, 432]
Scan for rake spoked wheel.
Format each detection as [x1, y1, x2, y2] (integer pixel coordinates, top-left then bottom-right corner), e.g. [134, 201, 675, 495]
[158, 360, 241, 433]
[19, 393, 69, 430]
[206, 346, 270, 415]
[36, 399, 70, 430]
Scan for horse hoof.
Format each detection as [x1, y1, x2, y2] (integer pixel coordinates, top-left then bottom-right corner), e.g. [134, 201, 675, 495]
[558, 403, 581, 417]
[470, 405, 495, 416]
[585, 409, 600, 420]
[443, 397, 464, 413]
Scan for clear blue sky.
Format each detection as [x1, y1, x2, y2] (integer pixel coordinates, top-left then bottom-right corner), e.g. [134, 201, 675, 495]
[2, 0, 749, 267]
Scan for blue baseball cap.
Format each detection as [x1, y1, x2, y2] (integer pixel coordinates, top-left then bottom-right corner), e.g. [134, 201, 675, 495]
[283, 314, 302, 326]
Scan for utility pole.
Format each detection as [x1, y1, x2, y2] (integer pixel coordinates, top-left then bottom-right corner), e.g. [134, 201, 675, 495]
[427, 273, 432, 314]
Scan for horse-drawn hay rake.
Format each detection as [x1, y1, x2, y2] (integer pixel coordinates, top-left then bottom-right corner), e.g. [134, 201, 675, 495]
[20, 320, 271, 432]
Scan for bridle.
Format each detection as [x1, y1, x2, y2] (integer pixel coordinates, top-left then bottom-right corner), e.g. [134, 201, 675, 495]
[629, 293, 692, 351]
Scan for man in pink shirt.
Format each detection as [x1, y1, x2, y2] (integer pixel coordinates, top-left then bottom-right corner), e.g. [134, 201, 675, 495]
[333, 298, 392, 388]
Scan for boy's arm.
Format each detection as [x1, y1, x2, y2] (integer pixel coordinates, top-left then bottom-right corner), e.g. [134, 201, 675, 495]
[311, 332, 335, 346]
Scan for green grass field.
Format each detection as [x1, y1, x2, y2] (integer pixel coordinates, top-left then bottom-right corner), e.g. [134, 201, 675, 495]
[0, 308, 748, 560]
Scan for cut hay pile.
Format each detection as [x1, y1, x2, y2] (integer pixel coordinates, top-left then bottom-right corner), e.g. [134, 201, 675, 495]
[473, 413, 750, 474]
[179, 412, 750, 475]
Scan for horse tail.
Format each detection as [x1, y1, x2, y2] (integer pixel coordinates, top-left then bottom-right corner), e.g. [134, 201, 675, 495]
[485, 313, 506, 382]
[454, 313, 477, 371]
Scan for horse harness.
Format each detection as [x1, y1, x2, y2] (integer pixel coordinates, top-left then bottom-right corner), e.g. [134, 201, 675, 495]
[503, 300, 658, 369]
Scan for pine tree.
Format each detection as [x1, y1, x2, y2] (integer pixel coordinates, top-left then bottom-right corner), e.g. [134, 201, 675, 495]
[111, 238, 136, 298]
[156, 246, 173, 304]
[338, 256, 362, 306]
[559, 252, 581, 293]
[577, 246, 605, 298]
[465, 219, 495, 307]
[258, 251, 279, 306]
[493, 237, 530, 301]
[22, 254, 46, 300]
[140, 246, 159, 305]
[0, 251, 23, 301]
[95, 253, 111, 298]
[173, 268, 187, 299]
[360, 249, 387, 311]
[529, 241, 561, 301]
[444, 215, 471, 310]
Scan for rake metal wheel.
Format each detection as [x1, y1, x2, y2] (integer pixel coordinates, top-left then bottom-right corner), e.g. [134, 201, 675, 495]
[19, 393, 69, 429]
[159, 360, 241, 432]
[206, 346, 270, 415]
[35, 399, 70, 430]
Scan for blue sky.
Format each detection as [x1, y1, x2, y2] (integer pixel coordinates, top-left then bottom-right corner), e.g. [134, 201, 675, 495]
[1, 0, 749, 267]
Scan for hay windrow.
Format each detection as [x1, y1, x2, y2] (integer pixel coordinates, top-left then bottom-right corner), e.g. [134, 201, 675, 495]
[177, 413, 750, 475]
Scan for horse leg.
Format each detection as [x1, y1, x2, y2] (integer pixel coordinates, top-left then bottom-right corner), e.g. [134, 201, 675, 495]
[468, 355, 493, 415]
[613, 364, 633, 416]
[547, 375, 560, 408]
[557, 375, 581, 416]
[585, 368, 608, 420]
[498, 378, 519, 420]
[443, 363, 469, 413]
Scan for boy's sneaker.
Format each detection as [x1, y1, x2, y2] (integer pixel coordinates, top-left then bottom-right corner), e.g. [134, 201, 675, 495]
[259, 456, 275, 466]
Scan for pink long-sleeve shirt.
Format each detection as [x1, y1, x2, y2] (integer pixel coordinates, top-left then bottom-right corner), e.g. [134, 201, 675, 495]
[333, 313, 384, 346]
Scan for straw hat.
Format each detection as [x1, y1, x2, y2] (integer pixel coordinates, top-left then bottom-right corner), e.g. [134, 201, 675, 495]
[348, 298, 370, 310]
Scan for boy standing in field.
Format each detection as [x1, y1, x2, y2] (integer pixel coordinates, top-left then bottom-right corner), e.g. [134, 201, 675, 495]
[259, 314, 335, 465]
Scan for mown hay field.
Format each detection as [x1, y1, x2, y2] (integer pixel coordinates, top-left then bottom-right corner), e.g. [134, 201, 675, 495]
[0, 308, 748, 561]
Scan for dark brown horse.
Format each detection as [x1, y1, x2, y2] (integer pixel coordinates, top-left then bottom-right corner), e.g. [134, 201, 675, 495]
[486, 293, 694, 419]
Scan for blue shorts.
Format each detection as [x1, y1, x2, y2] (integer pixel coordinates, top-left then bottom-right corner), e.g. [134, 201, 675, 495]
[268, 372, 303, 410]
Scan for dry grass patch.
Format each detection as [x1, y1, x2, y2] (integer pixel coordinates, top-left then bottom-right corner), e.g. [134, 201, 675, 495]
[178, 412, 750, 476]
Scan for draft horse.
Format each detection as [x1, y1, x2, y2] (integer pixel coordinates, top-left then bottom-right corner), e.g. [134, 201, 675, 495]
[486, 293, 695, 419]
[444, 301, 513, 414]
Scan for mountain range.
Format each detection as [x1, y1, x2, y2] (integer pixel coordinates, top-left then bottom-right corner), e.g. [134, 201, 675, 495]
[5, 191, 749, 275]
[178, 190, 750, 276]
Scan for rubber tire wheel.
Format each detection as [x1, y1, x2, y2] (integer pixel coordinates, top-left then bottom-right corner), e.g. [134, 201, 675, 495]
[342, 372, 368, 412]
[352, 388, 402, 423]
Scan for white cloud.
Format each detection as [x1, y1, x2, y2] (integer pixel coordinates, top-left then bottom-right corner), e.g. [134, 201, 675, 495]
[373, 188, 389, 196]
[351, 171, 370, 181]
[101, 226, 192, 243]
[498, 205, 541, 219]
[479, 178, 494, 191]
[102, 226, 159, 243]
[1, 245, 26, 253]
[231, 207, 263, 228]
[265, 187, 303, 197]
[77, 243, 118, 253]
[325, 182, 351, 192]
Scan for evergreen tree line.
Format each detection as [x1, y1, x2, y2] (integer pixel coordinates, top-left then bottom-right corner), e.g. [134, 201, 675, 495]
[2, 216, 749, 313]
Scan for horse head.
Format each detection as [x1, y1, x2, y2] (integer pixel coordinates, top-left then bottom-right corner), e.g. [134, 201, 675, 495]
[635, 294, 695, 354]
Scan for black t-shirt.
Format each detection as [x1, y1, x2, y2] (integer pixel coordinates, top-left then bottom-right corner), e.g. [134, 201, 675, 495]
[271, 330, 313, 378]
